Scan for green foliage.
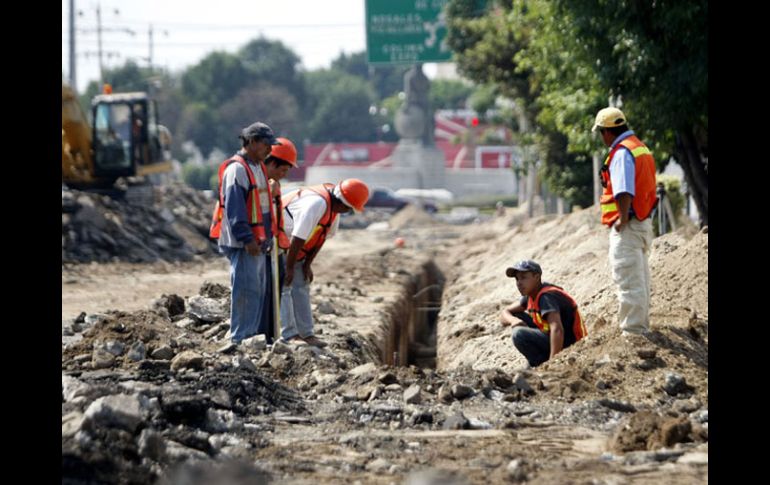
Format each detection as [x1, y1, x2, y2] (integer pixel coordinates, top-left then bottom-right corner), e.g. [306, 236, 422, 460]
[656, 174, 685, 221]
[430, 80, 473, 109]
[468, 84, 498, 118]
[215, 84, 302, 156]
[175, 103, 220, 158]
[180, 52, 249, 108]
[305, 71, 378, 142]
[331, 51, 408, 100]
[446, 0, 707, 215]
[209, 172, 220, 192]
[238, 37, 306, 108]
[79, 61, 159, 114]
[181, 163, 217, 191]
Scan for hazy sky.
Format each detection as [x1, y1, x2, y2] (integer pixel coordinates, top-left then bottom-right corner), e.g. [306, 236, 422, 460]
[62, 0, 370, 93]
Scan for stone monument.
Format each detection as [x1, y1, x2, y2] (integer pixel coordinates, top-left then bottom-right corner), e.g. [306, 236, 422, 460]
[391, 64, 446, 189]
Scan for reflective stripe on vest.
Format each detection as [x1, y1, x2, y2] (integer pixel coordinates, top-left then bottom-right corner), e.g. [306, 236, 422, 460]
[526, 285, 587, 342]
[599, 135, 658, 227]
[279, 183, 337, 260]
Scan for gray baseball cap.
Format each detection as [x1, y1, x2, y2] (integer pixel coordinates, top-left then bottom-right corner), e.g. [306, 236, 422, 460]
[239, 122, 281, 145]
[505, 260, 542, 278]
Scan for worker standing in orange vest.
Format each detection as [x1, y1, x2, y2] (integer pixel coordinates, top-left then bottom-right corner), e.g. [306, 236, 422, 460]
[209, 122, 283, 345]
[258, 137, 298, 343]
[501, 260, 587, 367]
[592, 107, 658, 338]
[276, 179, 370, 347]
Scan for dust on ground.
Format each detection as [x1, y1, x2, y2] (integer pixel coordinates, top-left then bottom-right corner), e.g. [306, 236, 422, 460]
[62, 203, 707, 484]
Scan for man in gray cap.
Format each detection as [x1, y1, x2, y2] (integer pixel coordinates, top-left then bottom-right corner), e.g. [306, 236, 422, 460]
[209, 122, 284, 344]
[500, 260, 587, 367]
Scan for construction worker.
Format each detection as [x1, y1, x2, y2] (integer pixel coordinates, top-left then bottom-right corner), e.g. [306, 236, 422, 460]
[277, 179, 370, 347]
[592, 107, 657, 337]
[500, 260, 587, 367]
[258, 137, 298, 343]
[209, 122, 282, 344]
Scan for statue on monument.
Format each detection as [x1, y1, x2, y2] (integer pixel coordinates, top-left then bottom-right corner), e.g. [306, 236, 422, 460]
[395, 63, 435, 145]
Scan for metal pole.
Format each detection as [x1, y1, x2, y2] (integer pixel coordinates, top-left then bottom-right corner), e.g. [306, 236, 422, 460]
[69, 0, 77, 89]
[148, 24, 154, 70]
[96, 2, 104, 84]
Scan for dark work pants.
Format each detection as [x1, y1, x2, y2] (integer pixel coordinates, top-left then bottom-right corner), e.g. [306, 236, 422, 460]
[511, 312, 550, 367]
[259, 253, 285, 344]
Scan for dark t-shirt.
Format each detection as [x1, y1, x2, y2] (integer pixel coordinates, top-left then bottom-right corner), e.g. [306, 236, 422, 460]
[520, 284, 578, 346]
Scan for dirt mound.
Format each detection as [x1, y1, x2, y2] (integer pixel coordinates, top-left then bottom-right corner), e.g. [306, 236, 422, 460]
[436, 206, 708, 409]
[388, 204, 442, 230]
[62, 182, 217, 263]
[609, 410, 706, 453]
[62, 224, 707, 482]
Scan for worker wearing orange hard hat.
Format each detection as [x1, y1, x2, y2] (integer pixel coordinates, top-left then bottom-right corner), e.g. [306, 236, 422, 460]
[258, 137, 298, 343]
[276, 178, 370, 347]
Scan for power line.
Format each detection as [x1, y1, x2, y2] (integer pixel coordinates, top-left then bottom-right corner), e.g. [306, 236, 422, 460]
[97, 19, 361, 30]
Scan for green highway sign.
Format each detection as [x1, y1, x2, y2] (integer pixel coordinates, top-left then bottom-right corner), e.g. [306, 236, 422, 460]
[365, 0, 452, 64]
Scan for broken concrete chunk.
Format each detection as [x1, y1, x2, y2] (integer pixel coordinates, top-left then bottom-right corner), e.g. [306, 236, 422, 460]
[150, 345, 175, 360]
[84, 394, 144, 433]
[170, 351, 204, 371]
[404, 384, 422, 404]
[186, 295, 228, 323]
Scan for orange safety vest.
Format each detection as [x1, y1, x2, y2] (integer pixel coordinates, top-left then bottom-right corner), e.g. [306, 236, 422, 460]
[279, 183, 338, 261]
[599, 135, 658, 227]
[271, 182, 290, 250]
[209, 154, 276, 242]
[526, 285, 587, 343]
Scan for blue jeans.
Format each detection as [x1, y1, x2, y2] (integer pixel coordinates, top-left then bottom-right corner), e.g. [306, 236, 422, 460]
[511, 312, 550, 367]
[280, 261, 315, 340]
[221, 246, 266, 344]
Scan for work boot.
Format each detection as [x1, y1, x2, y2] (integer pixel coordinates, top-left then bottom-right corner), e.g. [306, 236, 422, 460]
[302, 335, 328, 348]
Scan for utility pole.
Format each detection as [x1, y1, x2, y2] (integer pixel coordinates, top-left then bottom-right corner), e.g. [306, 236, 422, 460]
[96, 3, 104, 84]
[69, 0, 76, 89]
[79, 4, 135, 86]
[148, 24, 154, 70]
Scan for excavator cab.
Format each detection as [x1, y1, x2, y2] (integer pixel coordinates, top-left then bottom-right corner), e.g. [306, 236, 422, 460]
[91, 93, 171, 180]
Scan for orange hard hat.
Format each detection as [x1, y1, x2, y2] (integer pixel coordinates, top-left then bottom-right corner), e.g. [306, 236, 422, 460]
[394, 237, 405, 248]
[269, 137, 297, 166]
[337, 178, 370, 212]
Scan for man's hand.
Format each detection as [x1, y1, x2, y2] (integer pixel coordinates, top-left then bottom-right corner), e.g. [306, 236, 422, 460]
[245, 240, 262, 256]
[303, 261, 314, 283]
[285, 265, 294, 287]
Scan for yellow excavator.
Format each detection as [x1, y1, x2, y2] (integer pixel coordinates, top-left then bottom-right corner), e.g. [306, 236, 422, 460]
[62, 83, 173, 188]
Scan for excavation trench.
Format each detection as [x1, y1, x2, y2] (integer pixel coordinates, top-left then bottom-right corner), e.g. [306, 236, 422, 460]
[379, 259, 445, 368]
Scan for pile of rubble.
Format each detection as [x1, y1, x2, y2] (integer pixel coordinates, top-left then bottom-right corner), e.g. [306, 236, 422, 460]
[62, 183, 218, 263]
[62, 230, 708, 482]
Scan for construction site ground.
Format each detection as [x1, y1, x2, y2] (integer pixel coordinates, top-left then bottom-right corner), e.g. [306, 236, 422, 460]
[62, 203, 708, 484]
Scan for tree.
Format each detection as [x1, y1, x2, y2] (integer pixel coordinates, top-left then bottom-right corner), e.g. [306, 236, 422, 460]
[551, 0, 708, 225]
[180, 52, 249, 108]
[305, 70, 378, 142]
[181, 163, 216, 191]
[238, 37, 306, 109]
[447, 0, 707, 222]
[446, 0, 595, 208]
[430, 79, 473, 110]
[331, 51, 408, 100]
[175, 103, 220, 159]
[216, 84, 302, 154]
[79, 61, 157, 112]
